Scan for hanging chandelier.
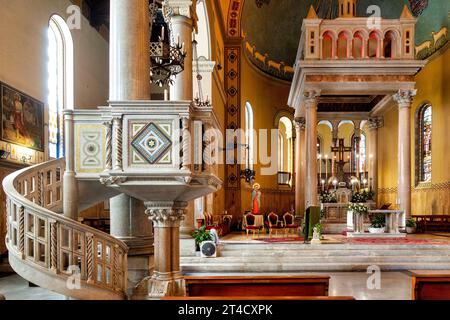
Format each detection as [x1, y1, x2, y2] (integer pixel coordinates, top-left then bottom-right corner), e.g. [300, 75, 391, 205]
[149, 0, 186, 87]
[192, 35, 211, 108]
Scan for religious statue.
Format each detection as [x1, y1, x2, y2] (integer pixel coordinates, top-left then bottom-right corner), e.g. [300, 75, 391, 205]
[311, 225, 322, 245]
[251, 183, 261, 214]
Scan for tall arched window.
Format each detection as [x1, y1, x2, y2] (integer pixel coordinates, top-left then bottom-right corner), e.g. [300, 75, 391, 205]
[48, 15, 73, 159]
[245, 102, 254, 170]
[277, 117, 293, 186]
[417, 104, 432, 183]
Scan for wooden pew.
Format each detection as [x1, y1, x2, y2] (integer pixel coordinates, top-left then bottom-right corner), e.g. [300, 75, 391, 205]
[184, 275, 330, 297]
[412, 215, 450, 233]
[410, 270, 450, 300]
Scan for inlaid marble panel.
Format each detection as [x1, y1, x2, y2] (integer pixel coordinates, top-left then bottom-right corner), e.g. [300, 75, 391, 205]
[75, 124, 106, 173]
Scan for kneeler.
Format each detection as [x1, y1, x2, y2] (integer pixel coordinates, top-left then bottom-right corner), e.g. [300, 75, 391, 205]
[303, 206, 321, 242]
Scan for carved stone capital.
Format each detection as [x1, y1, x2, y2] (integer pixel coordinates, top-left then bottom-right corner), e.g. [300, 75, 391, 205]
[165, 0, 194, 19]
[393, 90, 417, 109]
[303, 90, 321, 109]
[144, 201, 187, 227]
[293, 117, 306, 131]
[368, 117, 384, 130]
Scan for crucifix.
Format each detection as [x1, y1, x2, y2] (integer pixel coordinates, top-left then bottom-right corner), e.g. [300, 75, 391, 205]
[331, 138, 352, 180]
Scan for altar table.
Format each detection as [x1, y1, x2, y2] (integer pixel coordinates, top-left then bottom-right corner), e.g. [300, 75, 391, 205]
[347, 210, 406, 238]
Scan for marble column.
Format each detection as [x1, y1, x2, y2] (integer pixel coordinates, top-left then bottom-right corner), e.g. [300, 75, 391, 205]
[168, 0, 197, 249]
[169, 0, 194, 101]
[132, 201, 187, 298]
[62, 109, 78, 220]
[294, 118, 306, 215]
[304, 91, 320, 207]
[108, 0, 153, 290]
[393, 89, 416, 222]
[109, 0, 150, 101]
[368, 117, 382, 203]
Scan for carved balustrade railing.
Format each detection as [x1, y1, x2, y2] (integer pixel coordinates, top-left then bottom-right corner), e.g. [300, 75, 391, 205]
[3, 158, 128, 299]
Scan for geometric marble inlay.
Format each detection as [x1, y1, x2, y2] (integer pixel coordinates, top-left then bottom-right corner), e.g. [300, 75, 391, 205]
[131, 122, 172, 164]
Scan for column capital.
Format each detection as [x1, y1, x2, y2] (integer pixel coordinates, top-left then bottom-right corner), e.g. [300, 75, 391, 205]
[353, 128, 362, 138]
[293, 117, 306, 131]
[192, 60, 216, 74]
[368, 117, 384, 130]
[165, 0, 196, 19]
[145, 201, 187, 227]
[393, 89, 417, 108]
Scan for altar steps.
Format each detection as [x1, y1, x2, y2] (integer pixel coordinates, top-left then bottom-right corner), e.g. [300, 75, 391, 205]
[181, 242, 450, 272]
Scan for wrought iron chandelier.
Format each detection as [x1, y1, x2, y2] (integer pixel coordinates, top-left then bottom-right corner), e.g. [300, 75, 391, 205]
[192, 34, 211, 108]
[149, 0, 186, 87]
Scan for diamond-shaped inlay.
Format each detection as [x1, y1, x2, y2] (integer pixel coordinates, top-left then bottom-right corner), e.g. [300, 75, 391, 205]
[131, 123, 172, 164]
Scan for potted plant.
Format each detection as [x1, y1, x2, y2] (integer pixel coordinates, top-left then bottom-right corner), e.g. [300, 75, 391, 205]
[406, 218, 417, 234]
[369, 214, 386, 234]
[190, 225, 212, 251]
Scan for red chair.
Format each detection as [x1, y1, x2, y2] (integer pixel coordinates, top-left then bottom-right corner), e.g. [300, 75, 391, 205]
[245, 213, 262, 238]
[283, 212, 298, 235]
[267, 212, 284, 238]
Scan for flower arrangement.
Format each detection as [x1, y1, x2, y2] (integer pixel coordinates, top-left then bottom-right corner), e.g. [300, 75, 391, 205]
[370, 214, 386, 228]
[320, 191, 337, 203]
[348, 202, 369, 215]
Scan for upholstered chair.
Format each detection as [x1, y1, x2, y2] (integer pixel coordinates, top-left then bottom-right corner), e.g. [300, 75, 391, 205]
[283, 212, 299, 235]
[245, 213, 262, 238]
[267, 212, 284, 237]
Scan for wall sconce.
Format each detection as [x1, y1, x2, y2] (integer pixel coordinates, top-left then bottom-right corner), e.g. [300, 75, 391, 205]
[0, 150, 11, 160]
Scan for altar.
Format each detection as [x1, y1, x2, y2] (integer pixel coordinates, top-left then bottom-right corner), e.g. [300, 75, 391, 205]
[346, 210, 406, 238]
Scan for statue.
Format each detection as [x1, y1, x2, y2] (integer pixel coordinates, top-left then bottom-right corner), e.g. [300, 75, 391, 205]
[311, 225, 322, 245]
[251, 183, 261, 214]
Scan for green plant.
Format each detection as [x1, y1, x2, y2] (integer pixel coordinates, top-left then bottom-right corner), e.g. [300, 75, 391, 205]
[348, 202, 368, 215]
[190, 225, 212, 245]
[371, 214, 386, 228]
[320, 191, 337, 203]
[406, 218, 416, 228]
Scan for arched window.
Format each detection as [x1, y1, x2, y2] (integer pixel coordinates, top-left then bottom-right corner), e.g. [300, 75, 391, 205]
[368, 31, 379, 58]
[417, 104, 432, 183]
[48, 15, 73, 159]
[359, 133, 366, 173]
[245, 102, 254, 170]
[337, 31, 349, 59]
[322, 31, 334, 59]
[277, 116, 293, 186]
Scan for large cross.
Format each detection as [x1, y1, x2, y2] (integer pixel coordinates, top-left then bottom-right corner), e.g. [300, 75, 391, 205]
[331, 139, 352, 164]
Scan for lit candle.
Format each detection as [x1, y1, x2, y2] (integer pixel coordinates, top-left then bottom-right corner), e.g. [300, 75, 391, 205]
[161, 26, 165, 41]
[318, 154, 322, 179]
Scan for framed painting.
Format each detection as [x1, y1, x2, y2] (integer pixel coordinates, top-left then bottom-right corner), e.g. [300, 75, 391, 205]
[0, 82, 44, 151]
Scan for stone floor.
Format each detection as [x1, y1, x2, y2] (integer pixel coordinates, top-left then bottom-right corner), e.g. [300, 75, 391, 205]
[0, 274, 65, 300]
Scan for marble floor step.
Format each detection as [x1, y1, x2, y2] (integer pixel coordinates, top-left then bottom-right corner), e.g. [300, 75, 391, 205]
[218, 243, 450, 251]
[181, 255, 450, 264]
[181, 261, 450, 272]
[218, 248, 450, 257]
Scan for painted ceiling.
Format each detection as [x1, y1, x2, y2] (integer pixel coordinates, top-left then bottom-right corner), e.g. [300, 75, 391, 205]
[241, 0, 450, 68]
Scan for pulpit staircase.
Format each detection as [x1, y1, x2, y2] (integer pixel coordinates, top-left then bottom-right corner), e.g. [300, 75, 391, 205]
[2, 101, 222, 299]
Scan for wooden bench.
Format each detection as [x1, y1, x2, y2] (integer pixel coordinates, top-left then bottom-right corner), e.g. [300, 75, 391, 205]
[412, 215, 450, 233]
[410, 270, 450, 300]
[184, 275, 330, 297]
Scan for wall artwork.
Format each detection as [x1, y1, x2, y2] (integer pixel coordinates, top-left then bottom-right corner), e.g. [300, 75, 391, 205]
[1, 82, 44, 151]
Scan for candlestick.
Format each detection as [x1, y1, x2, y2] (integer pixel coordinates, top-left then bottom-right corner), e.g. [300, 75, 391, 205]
[161, 26, 165, 41]
[164, 89, 168, 101]
[318, 154, 322, 179]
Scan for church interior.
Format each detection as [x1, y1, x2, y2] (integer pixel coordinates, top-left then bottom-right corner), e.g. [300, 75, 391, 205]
[0, 0, 449, 301]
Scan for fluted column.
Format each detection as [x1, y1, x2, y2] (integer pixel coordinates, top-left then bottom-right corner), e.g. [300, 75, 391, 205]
[109, 0, 150, 101]
[393, 89, 416, 223]
[63, 109, 78, 220]
[294, 118, 306, 215]
[304, 91, 320, 207]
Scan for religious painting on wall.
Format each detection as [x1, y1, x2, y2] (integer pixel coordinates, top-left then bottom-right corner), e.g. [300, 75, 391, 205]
[1, 82, 44, 151]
